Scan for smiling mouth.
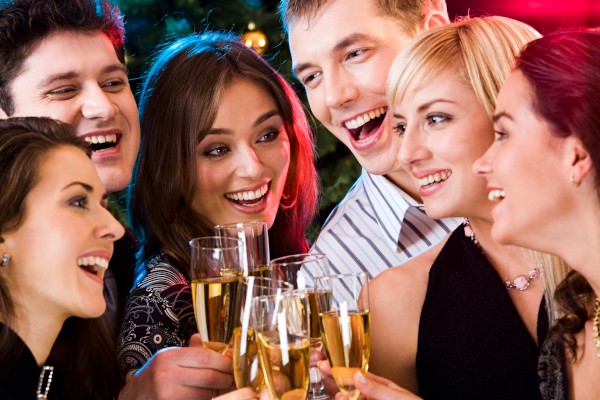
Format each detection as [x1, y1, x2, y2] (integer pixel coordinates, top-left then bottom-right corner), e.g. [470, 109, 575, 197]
[84, 133, 120, 152]
[77, 256, 109, 278]
[225, 183, 269, 206]
[417, 170, 452, 187]
[344, 107, 387, 141]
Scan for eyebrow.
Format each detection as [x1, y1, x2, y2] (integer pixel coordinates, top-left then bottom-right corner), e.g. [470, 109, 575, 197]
[36, 63, 128, 89]
[207, 110, 281, 135]
[292, 32, 374, 78]
[492, 111, 513, 123]
[392, 99, 457, 119]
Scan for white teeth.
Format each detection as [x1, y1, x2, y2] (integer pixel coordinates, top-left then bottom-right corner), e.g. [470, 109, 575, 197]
[345, 107, 387, 130]
[225, 184, 268, 202]
[417, 171, 451, 187]
[84, 134, 118, 145]
[488, 189, 506, 202]
[77, 256, 110, 270]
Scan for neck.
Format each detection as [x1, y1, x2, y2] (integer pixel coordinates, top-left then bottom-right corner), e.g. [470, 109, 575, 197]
[13, 304, 64, 366]
[385, 168, 422, 202]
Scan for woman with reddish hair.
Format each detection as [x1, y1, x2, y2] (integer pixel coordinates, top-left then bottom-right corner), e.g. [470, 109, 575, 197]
[117, 31, 318, 383]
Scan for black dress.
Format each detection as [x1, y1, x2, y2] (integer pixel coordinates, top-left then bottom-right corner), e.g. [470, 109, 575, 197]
[0, 323, 55, 399]
[416, 227, 547, 399]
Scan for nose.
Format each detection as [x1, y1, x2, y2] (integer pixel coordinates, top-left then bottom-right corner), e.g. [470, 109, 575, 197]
[473, 143, 495, 176]
[324, 69, 359, 109]
[235, 145, 265, 180]
[81, 85, 118, 121]
[97, 207, 125, 242]
[399, 124, 431, 167]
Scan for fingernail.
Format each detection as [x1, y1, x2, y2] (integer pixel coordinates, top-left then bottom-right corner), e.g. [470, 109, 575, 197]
[355, 370, 367, 384]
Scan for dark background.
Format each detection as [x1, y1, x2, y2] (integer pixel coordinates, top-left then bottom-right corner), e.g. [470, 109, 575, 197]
[117, 0, 600, 238]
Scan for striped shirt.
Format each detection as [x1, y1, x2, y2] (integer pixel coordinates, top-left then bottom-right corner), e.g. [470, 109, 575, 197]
[312, 169, 462, 292]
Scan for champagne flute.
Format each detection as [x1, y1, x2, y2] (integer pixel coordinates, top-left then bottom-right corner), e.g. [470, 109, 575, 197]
[270, 253, 332, 400]
[189, 236, 243, 353]
[252, 291, 312, 400]
[215, 220, 270, 277]
[232, 276, 293, 393]
[315, 272, 370, 400]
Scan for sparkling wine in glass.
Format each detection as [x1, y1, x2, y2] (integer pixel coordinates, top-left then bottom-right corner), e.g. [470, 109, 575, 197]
[232, 276, 293, 393]
[315, 272, 370, 400]
[252, 291, 312, 400]
[215, 220, 270, 278]
[189, 236, 243, 353]
[270, 253, 332, 399]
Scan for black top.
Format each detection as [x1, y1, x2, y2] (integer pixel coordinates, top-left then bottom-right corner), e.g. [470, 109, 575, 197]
[416, 227, 547, 400]
[103, 229, 137, 342]
[0, 323, 53, 399]
[538, 333, 568, 400]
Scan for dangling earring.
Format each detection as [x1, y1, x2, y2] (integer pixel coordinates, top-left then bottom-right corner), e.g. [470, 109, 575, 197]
[1, 253, 10, 267]
[570, 174, 581, 187]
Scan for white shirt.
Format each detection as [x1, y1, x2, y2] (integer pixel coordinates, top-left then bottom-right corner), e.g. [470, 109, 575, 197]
[312, 169, 461, 289]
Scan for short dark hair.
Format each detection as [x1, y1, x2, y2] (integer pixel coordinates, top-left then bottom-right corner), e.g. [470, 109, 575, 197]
[0, 0, 125, 115]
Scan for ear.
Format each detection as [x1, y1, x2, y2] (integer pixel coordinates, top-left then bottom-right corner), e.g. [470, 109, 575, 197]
[421, 10, 450, 31]
[568, 136, 593, 185]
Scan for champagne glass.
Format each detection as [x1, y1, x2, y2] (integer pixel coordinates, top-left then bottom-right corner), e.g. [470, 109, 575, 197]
[215, 220, 270, 277]
[315, 273, 370, 400]
[232, 276, 293, 393]
[270, 253, 332, 400]
[189, 236, 243, 353]
[252, 291, 311, 400]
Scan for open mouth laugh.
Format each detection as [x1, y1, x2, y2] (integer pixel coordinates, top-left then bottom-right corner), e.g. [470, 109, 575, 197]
[345, 107, 387, 141]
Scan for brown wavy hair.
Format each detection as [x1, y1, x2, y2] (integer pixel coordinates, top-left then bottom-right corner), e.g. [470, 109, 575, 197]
[128, 32, 318, 281]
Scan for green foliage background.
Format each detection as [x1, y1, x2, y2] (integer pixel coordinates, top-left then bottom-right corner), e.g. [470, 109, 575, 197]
[117, 0, 361, 241]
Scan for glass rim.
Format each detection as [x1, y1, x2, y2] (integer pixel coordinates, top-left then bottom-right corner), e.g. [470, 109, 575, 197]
[270, 252, 327, 266]
[213, 220, 268, 229]
[189, 235, 243, 249]
[239, 276, 293, 290]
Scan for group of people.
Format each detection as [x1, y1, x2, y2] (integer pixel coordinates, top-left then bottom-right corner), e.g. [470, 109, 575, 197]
[0, 0, 598, 399]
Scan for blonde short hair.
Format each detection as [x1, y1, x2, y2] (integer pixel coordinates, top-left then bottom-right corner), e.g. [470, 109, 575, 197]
[387, 15, 541, 118]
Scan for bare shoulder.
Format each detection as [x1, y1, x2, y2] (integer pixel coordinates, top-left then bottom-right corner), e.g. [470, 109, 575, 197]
[369, 236, 449, 391]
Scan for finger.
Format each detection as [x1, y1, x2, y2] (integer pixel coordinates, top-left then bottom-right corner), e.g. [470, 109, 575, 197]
[354, 371, 422, 400]
[189, 333, 203, 347]
[164, 346, 233, 373]
[214, 388, 258, 400]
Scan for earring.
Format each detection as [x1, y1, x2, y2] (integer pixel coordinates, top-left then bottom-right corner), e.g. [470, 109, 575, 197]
[570, 174, 581, 187]
[1, 253, 9, 267]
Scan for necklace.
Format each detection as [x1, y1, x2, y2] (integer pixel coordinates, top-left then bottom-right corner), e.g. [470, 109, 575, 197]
[36, 365, 54, 399]
[463, 218, 541, 291]
[593, 297, 600, 358]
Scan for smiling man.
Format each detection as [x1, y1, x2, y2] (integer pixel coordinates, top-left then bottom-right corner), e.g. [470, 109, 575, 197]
[280, 0, 461, 283]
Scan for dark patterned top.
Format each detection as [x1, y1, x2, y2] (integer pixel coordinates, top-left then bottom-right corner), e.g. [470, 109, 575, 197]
[538, 333, 568, 400]
[416, 227, 546, 399]
[117, 252, 197, 376]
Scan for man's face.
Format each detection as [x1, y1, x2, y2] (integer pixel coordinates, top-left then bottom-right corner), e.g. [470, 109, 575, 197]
[289, 0, 415, 176]
[4, 31, 140, 193]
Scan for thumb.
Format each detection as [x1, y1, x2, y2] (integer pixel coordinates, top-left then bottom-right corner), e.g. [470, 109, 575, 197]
[354, 371, 422, 400]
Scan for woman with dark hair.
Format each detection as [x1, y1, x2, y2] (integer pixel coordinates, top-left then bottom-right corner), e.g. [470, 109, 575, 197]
[0, 117, 124, 399]
[476, 29, 600, 399]
[118, 31, 318, 382]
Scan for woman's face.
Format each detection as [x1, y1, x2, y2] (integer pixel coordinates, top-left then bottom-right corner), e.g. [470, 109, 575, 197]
[395, 68, 494, 219]
[2, 146, 124, 322]
[474, 70, 570, 248]
[192, 78, 291, 228]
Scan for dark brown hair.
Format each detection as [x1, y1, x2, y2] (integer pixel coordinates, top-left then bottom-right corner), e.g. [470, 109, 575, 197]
[128, 32, 318, 280]
[0, 117, 121, 398]
[516, 29, 600, 359]
[0, 0, 125, 115]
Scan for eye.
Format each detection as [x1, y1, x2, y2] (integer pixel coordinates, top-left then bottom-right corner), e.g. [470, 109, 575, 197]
[346, 48, 366, 60]
[301, 71, 321, 88]
[204, 145, 230, 158]
[393, 123, 406, 136]
[102, 79, 126, 92]
[258, 130, 280, 143]
[70, 196, 89, 209]
[494, 130, 508, 141]
[47, 87, 77, 99]
[426, 114, 450, 125]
